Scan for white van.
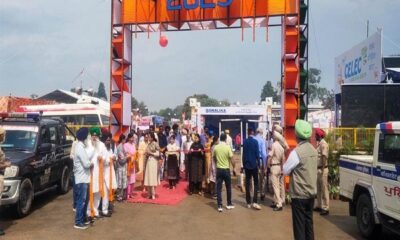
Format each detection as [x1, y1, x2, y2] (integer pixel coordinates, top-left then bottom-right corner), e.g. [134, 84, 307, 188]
[19, 102, 110, 126]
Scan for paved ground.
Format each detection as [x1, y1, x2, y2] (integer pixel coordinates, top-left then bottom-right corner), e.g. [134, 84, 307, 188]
[1, 184, 397, 240]
[0, 152, 398, 240]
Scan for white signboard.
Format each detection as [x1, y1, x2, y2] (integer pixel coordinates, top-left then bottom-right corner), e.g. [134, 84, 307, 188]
[189, 98, 197, 107]
[198, 107, 266, 116]
[122, 91, 132, 126]
[335, 31, 382, 93]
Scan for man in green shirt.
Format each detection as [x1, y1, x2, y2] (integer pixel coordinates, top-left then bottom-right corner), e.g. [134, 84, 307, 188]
[213, 133, 234, 212]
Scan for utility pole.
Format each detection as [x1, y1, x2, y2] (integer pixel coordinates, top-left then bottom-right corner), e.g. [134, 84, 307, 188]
[367, 20, 369, 38]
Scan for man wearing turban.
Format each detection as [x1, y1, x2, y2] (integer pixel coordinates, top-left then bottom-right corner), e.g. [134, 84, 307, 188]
[314, 128, 330, 216]
[73, 127, 93, 229]
[268, 126, 286, 211]
[86, 127, 107, 219]
[283, 120, 318, 240]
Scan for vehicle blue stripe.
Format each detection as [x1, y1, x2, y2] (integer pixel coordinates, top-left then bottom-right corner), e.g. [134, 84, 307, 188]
[339, 160, 399, 181]
[373, 168, 399, 181]
[339, 161, 372, 175]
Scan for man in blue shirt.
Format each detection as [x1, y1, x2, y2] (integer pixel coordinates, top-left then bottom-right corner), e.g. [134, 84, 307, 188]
[73, 127, 93, 230]
[254, 128, 267, 200]
[242, 128, 261, 210]
[157, 125, 168, 149]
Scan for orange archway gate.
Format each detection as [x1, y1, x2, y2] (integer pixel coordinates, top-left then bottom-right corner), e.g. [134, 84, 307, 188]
[109, 0, 309, 150]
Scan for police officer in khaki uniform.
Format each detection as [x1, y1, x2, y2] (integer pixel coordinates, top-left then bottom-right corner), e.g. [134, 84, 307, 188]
[273, 125, 289, 202]
[314, 128, 330, 216]
[268, 129, 286, 211]
[0, 127, 12, 236]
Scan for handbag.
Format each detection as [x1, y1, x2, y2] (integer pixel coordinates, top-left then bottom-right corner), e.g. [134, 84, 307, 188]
[237, 172, 245, 192]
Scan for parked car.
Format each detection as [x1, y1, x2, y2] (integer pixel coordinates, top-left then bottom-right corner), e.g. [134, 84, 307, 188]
[0, 113, 74, 217]
[339, 122, 400, 238]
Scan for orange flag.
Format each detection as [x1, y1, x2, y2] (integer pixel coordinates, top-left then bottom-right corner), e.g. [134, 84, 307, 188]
[99, 158, 105, 198]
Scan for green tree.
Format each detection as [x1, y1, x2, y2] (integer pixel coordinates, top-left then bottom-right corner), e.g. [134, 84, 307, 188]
[260, 81, 279, 103]
[220, 99, 231, 106]
[153, 95, 230, 121]
[307, 68, 334, 109]
[156, 107, 174, 121]
[131, 97, 139, 109]
[308, 68, 322, 103]
[321, 89, 335, 110]
[131, 97, 148, 116]
[138, 101, 148, 116]
[151, 104, 184, 122]
[173, 105, 184, 119]
[260, 81, 278, 102]
[97, 82, 108, 100]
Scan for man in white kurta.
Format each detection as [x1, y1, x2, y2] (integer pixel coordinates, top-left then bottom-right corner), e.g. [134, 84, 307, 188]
[87, 127, 107, 218]
[101, 134, 117, 216]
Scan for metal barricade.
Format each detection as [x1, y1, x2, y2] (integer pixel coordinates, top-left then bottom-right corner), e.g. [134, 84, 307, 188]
[323, 127, 375, 151]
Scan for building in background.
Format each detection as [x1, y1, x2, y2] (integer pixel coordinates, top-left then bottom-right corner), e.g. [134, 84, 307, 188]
[0, 96, 55, 112]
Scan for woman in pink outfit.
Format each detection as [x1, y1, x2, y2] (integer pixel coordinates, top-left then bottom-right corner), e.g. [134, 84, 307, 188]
[124, 133, 137, 198]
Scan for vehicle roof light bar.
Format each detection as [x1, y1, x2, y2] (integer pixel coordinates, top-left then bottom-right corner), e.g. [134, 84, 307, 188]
[0, 112, 41, 121]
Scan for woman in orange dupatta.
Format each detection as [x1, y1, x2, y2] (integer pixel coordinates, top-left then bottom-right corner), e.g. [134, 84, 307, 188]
[204, 132, 213, 193]
[138, 133, 150, 190]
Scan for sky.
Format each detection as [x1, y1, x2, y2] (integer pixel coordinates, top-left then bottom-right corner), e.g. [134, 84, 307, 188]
[1, 0, 400, 111]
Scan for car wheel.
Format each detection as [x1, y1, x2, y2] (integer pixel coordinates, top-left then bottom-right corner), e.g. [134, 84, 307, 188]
[58, 165, 70, 194]
[15, 178, 34, 218]
[356, 194, 381, 239]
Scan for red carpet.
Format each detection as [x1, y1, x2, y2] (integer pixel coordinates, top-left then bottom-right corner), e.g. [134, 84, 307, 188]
[127, 179, 189, 206]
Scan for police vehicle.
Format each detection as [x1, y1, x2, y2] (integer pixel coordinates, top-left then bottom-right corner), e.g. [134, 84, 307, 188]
[0, 113, 74, 217]
[339, 122, 400, 238]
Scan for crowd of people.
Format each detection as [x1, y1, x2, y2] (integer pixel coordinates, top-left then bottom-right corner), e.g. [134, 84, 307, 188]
[70, 122, 330, 240]
[70, 124, 223, 229]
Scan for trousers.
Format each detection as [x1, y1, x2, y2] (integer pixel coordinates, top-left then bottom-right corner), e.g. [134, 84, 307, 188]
[270, 166, 285, 207]
[102, 187, 110, 214]
[291, 198, 315, 240]
[316, 168, 329, 210]
[117, 164, 127, 189]
[216, 168, 232, 207]
[0, 175, 4, 205]
[189, 182, 202, 193]
[87, 192, 101, 217]
[75, 183, 88, 225]
[245, 168, 259, 204]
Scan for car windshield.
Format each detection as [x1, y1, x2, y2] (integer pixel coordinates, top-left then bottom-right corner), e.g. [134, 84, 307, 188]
[0, 125, 39, 152]
[383, 134, 400, 164]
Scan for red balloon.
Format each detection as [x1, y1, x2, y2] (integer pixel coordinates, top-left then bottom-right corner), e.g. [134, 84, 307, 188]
[159, 36, 168, 47]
